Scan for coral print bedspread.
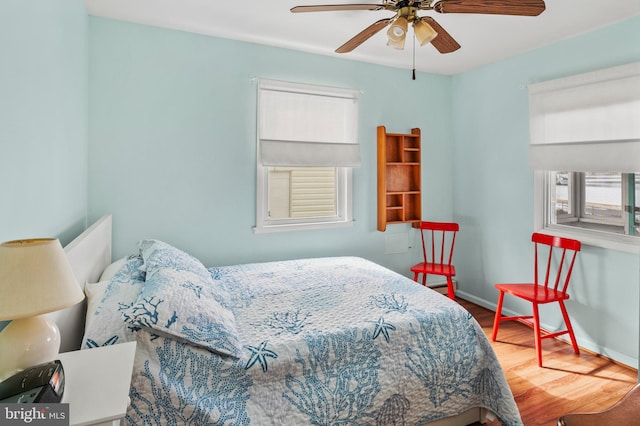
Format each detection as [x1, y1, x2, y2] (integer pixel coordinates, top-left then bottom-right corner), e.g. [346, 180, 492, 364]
[82, 240, 522, 425]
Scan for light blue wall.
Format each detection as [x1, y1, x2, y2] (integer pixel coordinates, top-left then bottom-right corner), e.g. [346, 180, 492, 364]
[87, 17, 454, 274]
[0, 0, 88, 246]
[451, 16, 640, 366]
[0, 0, 87, 332]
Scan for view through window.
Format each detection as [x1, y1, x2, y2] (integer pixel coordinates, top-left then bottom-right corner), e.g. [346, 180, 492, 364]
[552, 172, 639, 237]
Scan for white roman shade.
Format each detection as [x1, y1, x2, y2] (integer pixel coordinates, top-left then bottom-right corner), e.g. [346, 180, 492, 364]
[258, 79, 360, 167]
[528, 62, 640, 172]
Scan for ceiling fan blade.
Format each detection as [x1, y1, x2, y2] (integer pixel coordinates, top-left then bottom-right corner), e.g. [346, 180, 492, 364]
[420, 17, 461, 53]
[291, 4, 385, 13]
[336, 18, 392, 53]
[434, 0, 546, 16]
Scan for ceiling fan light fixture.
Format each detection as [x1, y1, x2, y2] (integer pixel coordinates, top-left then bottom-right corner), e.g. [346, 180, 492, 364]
[386, 37, 406, 50]
[414, 20, 438, 46]
[386, 16, 408, 49]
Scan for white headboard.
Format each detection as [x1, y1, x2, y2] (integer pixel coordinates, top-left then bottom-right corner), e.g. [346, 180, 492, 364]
[48, 215, 113, 352]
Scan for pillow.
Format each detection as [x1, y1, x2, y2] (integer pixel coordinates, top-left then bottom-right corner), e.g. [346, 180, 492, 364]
[138, 239, 211, 282]
[82, 256, 146, 349]
[121, 240, 242, 357]
[99, 257, 128, 282]
[84, 280, 110, 330]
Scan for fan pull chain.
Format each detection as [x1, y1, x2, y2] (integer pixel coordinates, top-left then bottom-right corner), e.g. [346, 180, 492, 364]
[412, 33, 416, 80]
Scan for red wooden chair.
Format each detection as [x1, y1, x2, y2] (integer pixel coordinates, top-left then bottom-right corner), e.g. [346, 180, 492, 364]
[491, 232, 581, 367]
[410, 221, 459, 300]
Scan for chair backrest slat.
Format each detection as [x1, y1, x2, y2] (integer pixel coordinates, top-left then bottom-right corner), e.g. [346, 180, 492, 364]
[553, 248, 567, 292]
[448, 231, 457, 266]
[562, 248, 579, 294]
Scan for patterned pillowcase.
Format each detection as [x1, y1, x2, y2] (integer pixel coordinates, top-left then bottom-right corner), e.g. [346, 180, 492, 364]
[138, 239, 211, 281]
[121, 240, 242, 358]
[82, 255, 146, 349]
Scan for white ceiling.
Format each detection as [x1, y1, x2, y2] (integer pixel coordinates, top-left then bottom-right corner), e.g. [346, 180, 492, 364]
[83, 0, 640, 75]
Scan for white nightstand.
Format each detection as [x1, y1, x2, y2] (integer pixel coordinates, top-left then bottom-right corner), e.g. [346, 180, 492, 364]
[58, 341, 136, 426]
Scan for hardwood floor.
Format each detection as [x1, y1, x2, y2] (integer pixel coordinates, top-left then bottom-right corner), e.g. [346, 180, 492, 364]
[459, 298, 638, 426]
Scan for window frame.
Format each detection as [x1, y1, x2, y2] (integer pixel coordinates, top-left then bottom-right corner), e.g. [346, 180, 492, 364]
[535, 171, 640, 254]
[255, 165, 353, 233]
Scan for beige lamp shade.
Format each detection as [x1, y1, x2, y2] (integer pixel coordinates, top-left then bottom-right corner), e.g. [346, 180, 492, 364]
[414, 20, 438, 46]
[386, 16, 408, 50]
[386, 37, 406, 50]
[0, 238, 84, 320]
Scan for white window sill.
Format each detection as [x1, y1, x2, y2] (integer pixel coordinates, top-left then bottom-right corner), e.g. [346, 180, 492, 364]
[253, 220, 354, 234]
[538, 224, 640, 254]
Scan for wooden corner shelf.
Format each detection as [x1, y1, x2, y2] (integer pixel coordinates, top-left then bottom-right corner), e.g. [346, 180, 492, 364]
[377, 126, 421, 231]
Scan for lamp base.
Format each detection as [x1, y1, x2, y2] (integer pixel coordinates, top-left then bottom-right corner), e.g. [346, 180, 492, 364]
[0, 315, 61, 381]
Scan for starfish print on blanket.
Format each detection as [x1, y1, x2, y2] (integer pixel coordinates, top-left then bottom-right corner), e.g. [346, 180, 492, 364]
[245, 340, 278, 372]
[371, 317, 396, 343]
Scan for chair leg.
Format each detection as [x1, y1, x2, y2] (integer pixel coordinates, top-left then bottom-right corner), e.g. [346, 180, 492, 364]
[413, 272, 419, 282]
[532, 303, 543, 367]
[559, 301, 580, 355]
[422, 273, 427, 286]
[446, 277, 455, 300]
[491, 292, 505, 341]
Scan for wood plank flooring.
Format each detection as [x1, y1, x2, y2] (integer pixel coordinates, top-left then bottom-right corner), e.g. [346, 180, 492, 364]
[459, 298, 638, 426]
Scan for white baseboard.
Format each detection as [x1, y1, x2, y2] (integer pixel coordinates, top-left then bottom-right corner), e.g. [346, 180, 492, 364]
[427, 279, 457, 296]
[455, 290, 638, 370]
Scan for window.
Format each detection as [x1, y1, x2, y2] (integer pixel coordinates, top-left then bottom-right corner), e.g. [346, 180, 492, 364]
[547, 171, 639, 235]
[530, 62, 640, 253]
[537, 171, 639, 252]
[267, 167, 338, 219]
[255, 79, 359, 233]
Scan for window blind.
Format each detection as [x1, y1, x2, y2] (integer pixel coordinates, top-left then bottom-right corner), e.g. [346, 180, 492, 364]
[289, 168, 336, 218]
[528, 62, 640, 172]
[267, 167, 336, 218]
[258, 79, 360, 167]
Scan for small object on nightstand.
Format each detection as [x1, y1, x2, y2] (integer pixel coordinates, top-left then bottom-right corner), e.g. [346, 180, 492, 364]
[0, 360, 65, 403]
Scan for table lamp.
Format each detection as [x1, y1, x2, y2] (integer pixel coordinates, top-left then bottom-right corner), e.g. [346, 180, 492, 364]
[0, 238, 84, 381]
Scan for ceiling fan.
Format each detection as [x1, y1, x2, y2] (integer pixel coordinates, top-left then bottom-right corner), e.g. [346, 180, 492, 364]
[290, 0, 546, 54]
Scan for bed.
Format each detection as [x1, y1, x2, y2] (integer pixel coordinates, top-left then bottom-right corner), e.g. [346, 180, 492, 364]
[60, 215, 522, 426]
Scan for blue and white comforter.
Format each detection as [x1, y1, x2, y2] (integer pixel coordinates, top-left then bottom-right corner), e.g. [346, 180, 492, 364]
[83, 240, 522, 425]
